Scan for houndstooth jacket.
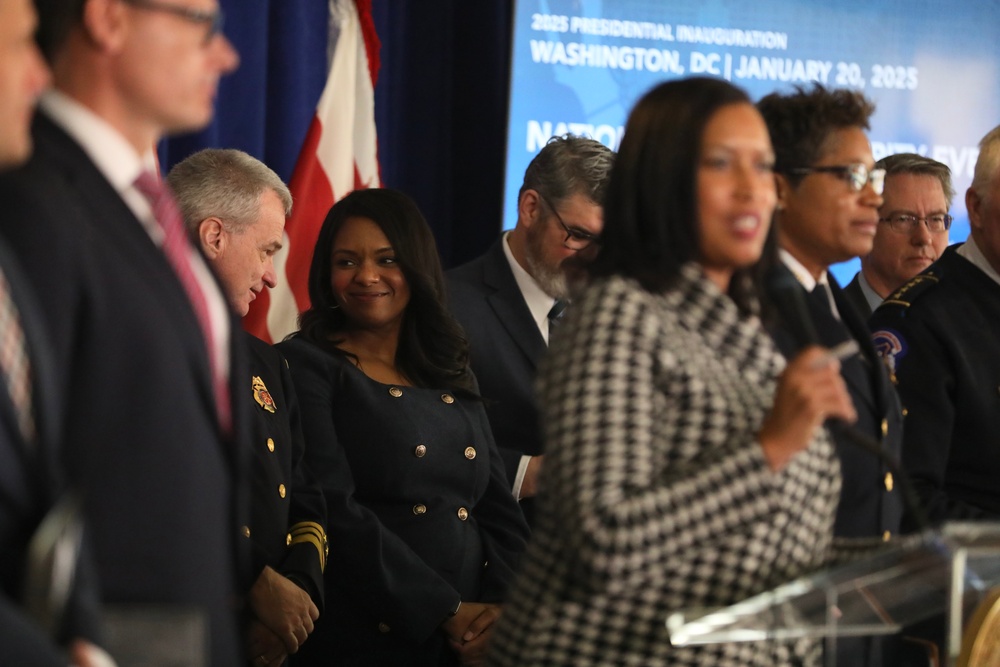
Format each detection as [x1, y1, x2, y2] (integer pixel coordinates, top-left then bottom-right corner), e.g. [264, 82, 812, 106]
[487, 266, 841, 667]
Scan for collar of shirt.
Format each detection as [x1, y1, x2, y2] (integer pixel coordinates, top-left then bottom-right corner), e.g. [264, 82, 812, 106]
[957, 237, 1000, 287]
[40, 91, 230, 382]
[857, 271, 884, 311]
[779, 248, 841, 319]
[40, 90, 162, 242]
[501, 231, 557, 344]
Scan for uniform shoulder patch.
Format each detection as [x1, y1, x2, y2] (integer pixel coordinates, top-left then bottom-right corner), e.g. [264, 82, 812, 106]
[871, 328, 907, 375]
[879, 272, 940, 309]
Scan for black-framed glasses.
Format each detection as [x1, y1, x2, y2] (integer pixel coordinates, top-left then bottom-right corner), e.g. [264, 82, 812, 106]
[539, 194, 600, 250]
[879, 213, 953, 234]
[121, 0, 224, 44]
[789, 163, 886, 195]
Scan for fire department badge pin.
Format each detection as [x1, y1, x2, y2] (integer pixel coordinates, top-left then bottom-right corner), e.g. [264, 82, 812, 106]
[252, 376, 277, 413]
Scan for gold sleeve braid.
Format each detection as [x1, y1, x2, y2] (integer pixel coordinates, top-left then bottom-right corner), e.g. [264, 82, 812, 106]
[289, 521, 328, 571]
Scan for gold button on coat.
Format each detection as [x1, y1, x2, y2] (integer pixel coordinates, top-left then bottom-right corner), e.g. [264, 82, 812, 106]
[266, 438, 275, 452]
[881, 419, 889, 437]
[883, 530, 892, 542]
[902, 408, 909, 417]
[414, 444, 427, 457]
[388, 386, 403, 398]
[884, 472, 894, 492]
[464, 446, 476, 460]
[241, 525, 251, 538]
[457, 507, 469, 521]
[441, 393, 455, 404]
[286, 533, 292, 546]
[278, 484, 286, 498]
[378, 623, 391, 633]
[412, 504, 427, 515]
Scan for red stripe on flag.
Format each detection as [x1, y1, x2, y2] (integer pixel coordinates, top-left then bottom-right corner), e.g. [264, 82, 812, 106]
[243, 0, 380, 343]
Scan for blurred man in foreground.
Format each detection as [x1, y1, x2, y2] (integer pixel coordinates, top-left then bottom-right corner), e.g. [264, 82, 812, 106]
[0, 0, 112, 664]
[0, 0, 245, 664]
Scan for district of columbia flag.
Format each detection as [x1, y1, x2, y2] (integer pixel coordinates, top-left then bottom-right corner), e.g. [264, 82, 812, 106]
[243, 0, 381, 343]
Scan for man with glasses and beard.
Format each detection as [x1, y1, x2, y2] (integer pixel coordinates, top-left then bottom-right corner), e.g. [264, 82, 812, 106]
[447, 134, 614, 526]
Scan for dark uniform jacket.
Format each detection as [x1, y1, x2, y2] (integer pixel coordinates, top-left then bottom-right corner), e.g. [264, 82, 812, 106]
[769, 263, 904, 540]
[244, 334, 327, 605]
[0, 112, 250, 667]
[446, 238, 545, 524]
[768, 264, 905, 667]
[277, 337, 529, 665]
[869, 244, 1000, 528]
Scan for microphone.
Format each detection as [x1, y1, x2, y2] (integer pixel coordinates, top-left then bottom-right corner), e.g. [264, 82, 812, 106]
[763, 267, 929, 533]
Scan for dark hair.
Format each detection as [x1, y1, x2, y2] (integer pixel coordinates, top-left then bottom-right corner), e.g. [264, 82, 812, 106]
[293, 188, 476, 394]
[589, 76, 762, 311]
[757, 83, 875, 183]
[33, 0, 86, 63]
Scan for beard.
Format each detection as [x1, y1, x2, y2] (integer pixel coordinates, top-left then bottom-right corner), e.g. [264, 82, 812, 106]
[524, 226, 569, 299]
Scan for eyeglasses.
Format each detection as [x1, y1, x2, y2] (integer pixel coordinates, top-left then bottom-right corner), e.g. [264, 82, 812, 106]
[121, 0, 224, 45]
[789, 163, 886, 195]
[879, 213, 953, 234]
[540, 194, 600, 250]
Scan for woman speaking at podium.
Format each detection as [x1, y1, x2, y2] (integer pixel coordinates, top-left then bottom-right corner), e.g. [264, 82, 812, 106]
[486, 77, 856, 666]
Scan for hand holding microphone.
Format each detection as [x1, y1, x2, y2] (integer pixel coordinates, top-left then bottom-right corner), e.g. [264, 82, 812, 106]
[759, 346, 857, 471]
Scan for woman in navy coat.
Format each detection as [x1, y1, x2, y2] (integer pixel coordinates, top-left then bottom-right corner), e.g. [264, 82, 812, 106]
[278, 188, 528, 667]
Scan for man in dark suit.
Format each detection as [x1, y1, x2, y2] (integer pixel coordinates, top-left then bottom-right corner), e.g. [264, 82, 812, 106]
[169, 148, 328, 667]
[447, 135, 614, 525]
[0, 1, 111, 664]
[758, 85, 905, 667]
[845, 153, 954, 317]
[0, 1, 246, 665]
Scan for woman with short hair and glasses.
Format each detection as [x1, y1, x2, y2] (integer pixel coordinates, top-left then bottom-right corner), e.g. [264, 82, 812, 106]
[756, 83, 907, 667]
[486, 77, 857, 667]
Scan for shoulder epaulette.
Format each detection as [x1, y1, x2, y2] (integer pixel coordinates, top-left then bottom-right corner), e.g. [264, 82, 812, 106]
[878, 272, 940, 309]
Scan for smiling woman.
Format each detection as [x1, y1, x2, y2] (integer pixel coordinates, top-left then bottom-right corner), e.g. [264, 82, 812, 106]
[486, 77, 856, 667]
[276, 188, 529, 666]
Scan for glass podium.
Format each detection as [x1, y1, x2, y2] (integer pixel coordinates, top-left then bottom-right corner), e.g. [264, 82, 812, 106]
[666, 522, 1000, 667]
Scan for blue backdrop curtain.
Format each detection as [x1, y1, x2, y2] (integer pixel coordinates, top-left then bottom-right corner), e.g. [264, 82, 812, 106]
[160, 0, 514, 270]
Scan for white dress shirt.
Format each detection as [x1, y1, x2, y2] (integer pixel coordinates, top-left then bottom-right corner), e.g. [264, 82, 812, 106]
[500, 231, 557, 499]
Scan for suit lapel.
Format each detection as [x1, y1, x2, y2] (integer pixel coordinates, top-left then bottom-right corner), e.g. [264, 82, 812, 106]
[36, 115, 221, 438]
[829, 274, 884, 416]
[482, 240, 546, 366]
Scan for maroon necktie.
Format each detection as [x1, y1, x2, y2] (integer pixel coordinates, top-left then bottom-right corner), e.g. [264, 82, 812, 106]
[0, 267, 35, 444]
[134, 171, 231, 433]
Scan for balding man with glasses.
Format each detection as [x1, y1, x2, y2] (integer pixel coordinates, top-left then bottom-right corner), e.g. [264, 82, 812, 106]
[447, 134, 614, 527]
[845, 153, 954, 317]
[0, 0, 244, 665]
